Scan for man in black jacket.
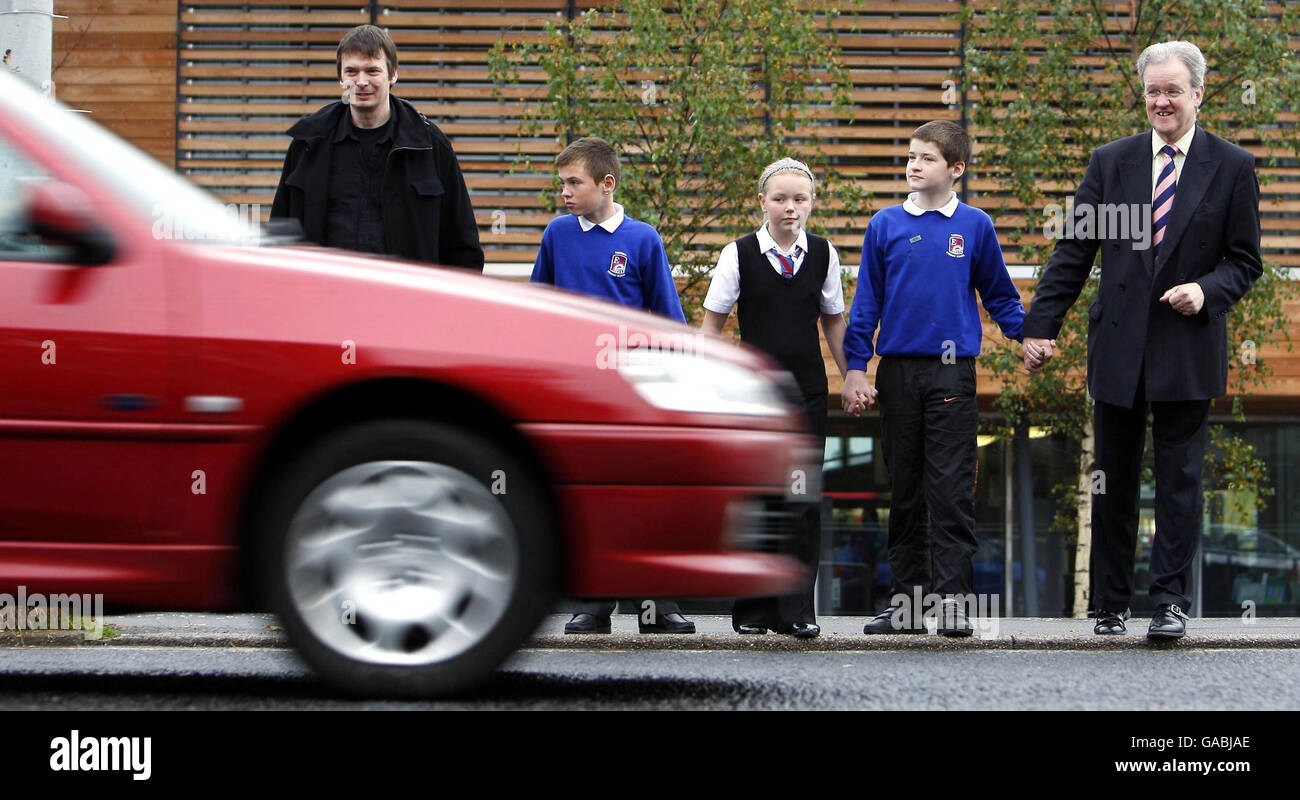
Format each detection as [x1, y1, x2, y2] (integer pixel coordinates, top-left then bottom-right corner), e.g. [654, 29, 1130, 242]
[1023, 41, 1262, 639]
[271, 25, 483, 271]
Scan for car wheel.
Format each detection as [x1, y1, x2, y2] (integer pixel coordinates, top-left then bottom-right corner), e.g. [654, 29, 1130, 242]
[257, 419, 556, 697]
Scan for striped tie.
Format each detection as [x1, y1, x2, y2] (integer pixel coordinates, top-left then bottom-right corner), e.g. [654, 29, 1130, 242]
[1152, 144, 1178, 258]
[772, 246, 801, 279]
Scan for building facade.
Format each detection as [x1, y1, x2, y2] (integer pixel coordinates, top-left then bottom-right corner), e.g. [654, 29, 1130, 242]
[47, 0, 1300, 615]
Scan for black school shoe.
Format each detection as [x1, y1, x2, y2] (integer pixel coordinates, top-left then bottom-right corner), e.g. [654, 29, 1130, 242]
[778, 622, 820, 639]
[1093, 608, 1130, 635]
[639, 612, 697, 634]
[564, 613, 612, 634]
[1147, 604, 1188, 640]
[937, 599, 974, 637]
[862, 606, 927, 634]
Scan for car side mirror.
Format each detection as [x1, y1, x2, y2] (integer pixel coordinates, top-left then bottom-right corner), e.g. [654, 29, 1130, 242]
[24, 180, 116, 266]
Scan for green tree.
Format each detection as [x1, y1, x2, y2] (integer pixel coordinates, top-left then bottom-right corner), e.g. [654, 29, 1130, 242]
[488, 0, 867, 321]
[961, 0, 1299, 615]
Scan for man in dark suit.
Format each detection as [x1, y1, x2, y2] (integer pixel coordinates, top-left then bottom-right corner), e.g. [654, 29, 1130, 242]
[1022, 40, 1262, 639]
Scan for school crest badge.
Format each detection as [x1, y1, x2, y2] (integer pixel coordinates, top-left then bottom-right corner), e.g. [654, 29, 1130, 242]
[946, 233, 965, 258]
[608, 251, 628, 277]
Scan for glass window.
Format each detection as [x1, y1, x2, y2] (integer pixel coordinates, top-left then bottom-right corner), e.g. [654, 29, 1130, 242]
[0, 138, 52, 256]
[823, 437, 842, 469]
[846, 436, 873, 467]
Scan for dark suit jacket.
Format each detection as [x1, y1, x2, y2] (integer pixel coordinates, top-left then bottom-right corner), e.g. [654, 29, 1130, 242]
[1022, 126, 1262, 407]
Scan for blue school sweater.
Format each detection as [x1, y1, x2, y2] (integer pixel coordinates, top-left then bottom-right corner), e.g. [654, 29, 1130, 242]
[844, 201, 1024, 371]
[531, 213, 686, 322]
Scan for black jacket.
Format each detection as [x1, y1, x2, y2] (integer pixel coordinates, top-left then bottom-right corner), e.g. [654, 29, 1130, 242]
[270, 97, 483, 271]
[1023, 127, 1262, 406]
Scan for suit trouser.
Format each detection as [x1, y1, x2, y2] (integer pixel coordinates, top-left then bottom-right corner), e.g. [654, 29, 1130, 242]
[877, 357, 979, 599]
[570, 598, 681, 619]
[1092, 373, 1210, 611]
[731, 391, 827, 630]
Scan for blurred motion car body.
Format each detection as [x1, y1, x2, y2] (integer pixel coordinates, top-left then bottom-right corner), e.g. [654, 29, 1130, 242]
[0, 71, 807, 696]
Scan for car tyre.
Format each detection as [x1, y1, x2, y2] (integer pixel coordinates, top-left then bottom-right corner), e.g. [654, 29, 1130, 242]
[257, 419, 556, 698]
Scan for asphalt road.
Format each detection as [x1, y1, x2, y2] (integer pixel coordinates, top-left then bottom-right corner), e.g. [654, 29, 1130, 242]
[1, 646, 1296, 710]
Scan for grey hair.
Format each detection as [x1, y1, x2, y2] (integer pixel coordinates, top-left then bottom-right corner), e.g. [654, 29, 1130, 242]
[759, 158, 816, 195]
[1136, 41, 1206, 89]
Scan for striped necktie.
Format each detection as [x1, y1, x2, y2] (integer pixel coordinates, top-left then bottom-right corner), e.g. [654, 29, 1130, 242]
[1152, 144, 1179, 258]
[772, 246, 801, 279]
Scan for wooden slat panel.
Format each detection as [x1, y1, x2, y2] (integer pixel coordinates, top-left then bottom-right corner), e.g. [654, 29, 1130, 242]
[166, 1, 1296, 280]
[182, 0, 365, 5]
[52, 2, 177, 167]
[181, 11, 370, 25]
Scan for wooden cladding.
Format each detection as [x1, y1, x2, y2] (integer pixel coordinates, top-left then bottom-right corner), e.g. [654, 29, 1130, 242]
[52, 0, 179, 166]
[169, 1, 1297, 270]
[45, 2, 1300, 267]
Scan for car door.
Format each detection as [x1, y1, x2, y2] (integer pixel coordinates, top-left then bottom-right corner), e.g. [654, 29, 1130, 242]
[0, 124, 183, 548]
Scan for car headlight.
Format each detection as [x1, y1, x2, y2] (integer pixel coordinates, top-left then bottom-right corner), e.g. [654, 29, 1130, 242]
[618, 349, 791, 416]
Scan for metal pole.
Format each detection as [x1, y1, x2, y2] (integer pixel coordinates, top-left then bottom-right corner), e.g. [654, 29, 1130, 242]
[0, 0, 59, 97]
[1193, 531, 1203, 618]
[958, 0, 968, 200]
[1016, 423, 1039, 616]
[1003, 439, 1014, 614]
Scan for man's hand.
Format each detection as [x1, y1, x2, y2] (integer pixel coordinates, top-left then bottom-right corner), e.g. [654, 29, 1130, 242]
[841, 370, 878, 416]
[1023, 337, 1057, 374]
[1159, 282, 1205, 316]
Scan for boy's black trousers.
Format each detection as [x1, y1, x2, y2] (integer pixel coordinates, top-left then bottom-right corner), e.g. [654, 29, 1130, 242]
[731, 390, 827, 630]
[877, 356, 979, 599]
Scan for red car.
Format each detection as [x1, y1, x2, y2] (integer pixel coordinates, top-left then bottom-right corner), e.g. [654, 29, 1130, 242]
[0, 71, 807, 696]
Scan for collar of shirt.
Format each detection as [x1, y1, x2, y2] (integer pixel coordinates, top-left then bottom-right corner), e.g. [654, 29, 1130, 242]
[756, 223, 807, 258]
[1152, 125, 1196, 161]
[902, 191, 959, 217]
[333, 106, 395, 143]
[1151, 126, 1196, 195]
[577, 202, 625, 233]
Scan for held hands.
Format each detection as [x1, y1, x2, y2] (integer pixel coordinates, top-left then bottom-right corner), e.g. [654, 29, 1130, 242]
[1159, 282, 1205, 316]
[841, 370, 878, 417]
[1023, 337, 1057, 374]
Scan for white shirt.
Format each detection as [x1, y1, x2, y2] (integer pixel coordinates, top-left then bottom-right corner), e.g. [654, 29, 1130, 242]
[1151, 127, 1196, 196]
[576, 202, 625, 233]
[902, 191, 959, 217]
[703, 223, 845, 315]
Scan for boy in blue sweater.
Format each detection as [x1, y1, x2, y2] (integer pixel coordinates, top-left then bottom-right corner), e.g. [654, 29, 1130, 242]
[842, 121, 1025, 636]
[531, 137, 694, 635]
[531, 137, 685, 322]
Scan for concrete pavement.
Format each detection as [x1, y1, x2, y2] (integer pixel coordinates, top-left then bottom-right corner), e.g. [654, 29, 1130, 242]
[4, 612, 1299, 650]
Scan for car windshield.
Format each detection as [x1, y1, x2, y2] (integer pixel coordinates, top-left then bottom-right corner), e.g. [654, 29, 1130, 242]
[0, 70, 263, 246]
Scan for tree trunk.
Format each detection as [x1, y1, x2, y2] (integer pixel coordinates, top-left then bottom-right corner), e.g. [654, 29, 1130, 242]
[1072, 418, 1095, 618]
